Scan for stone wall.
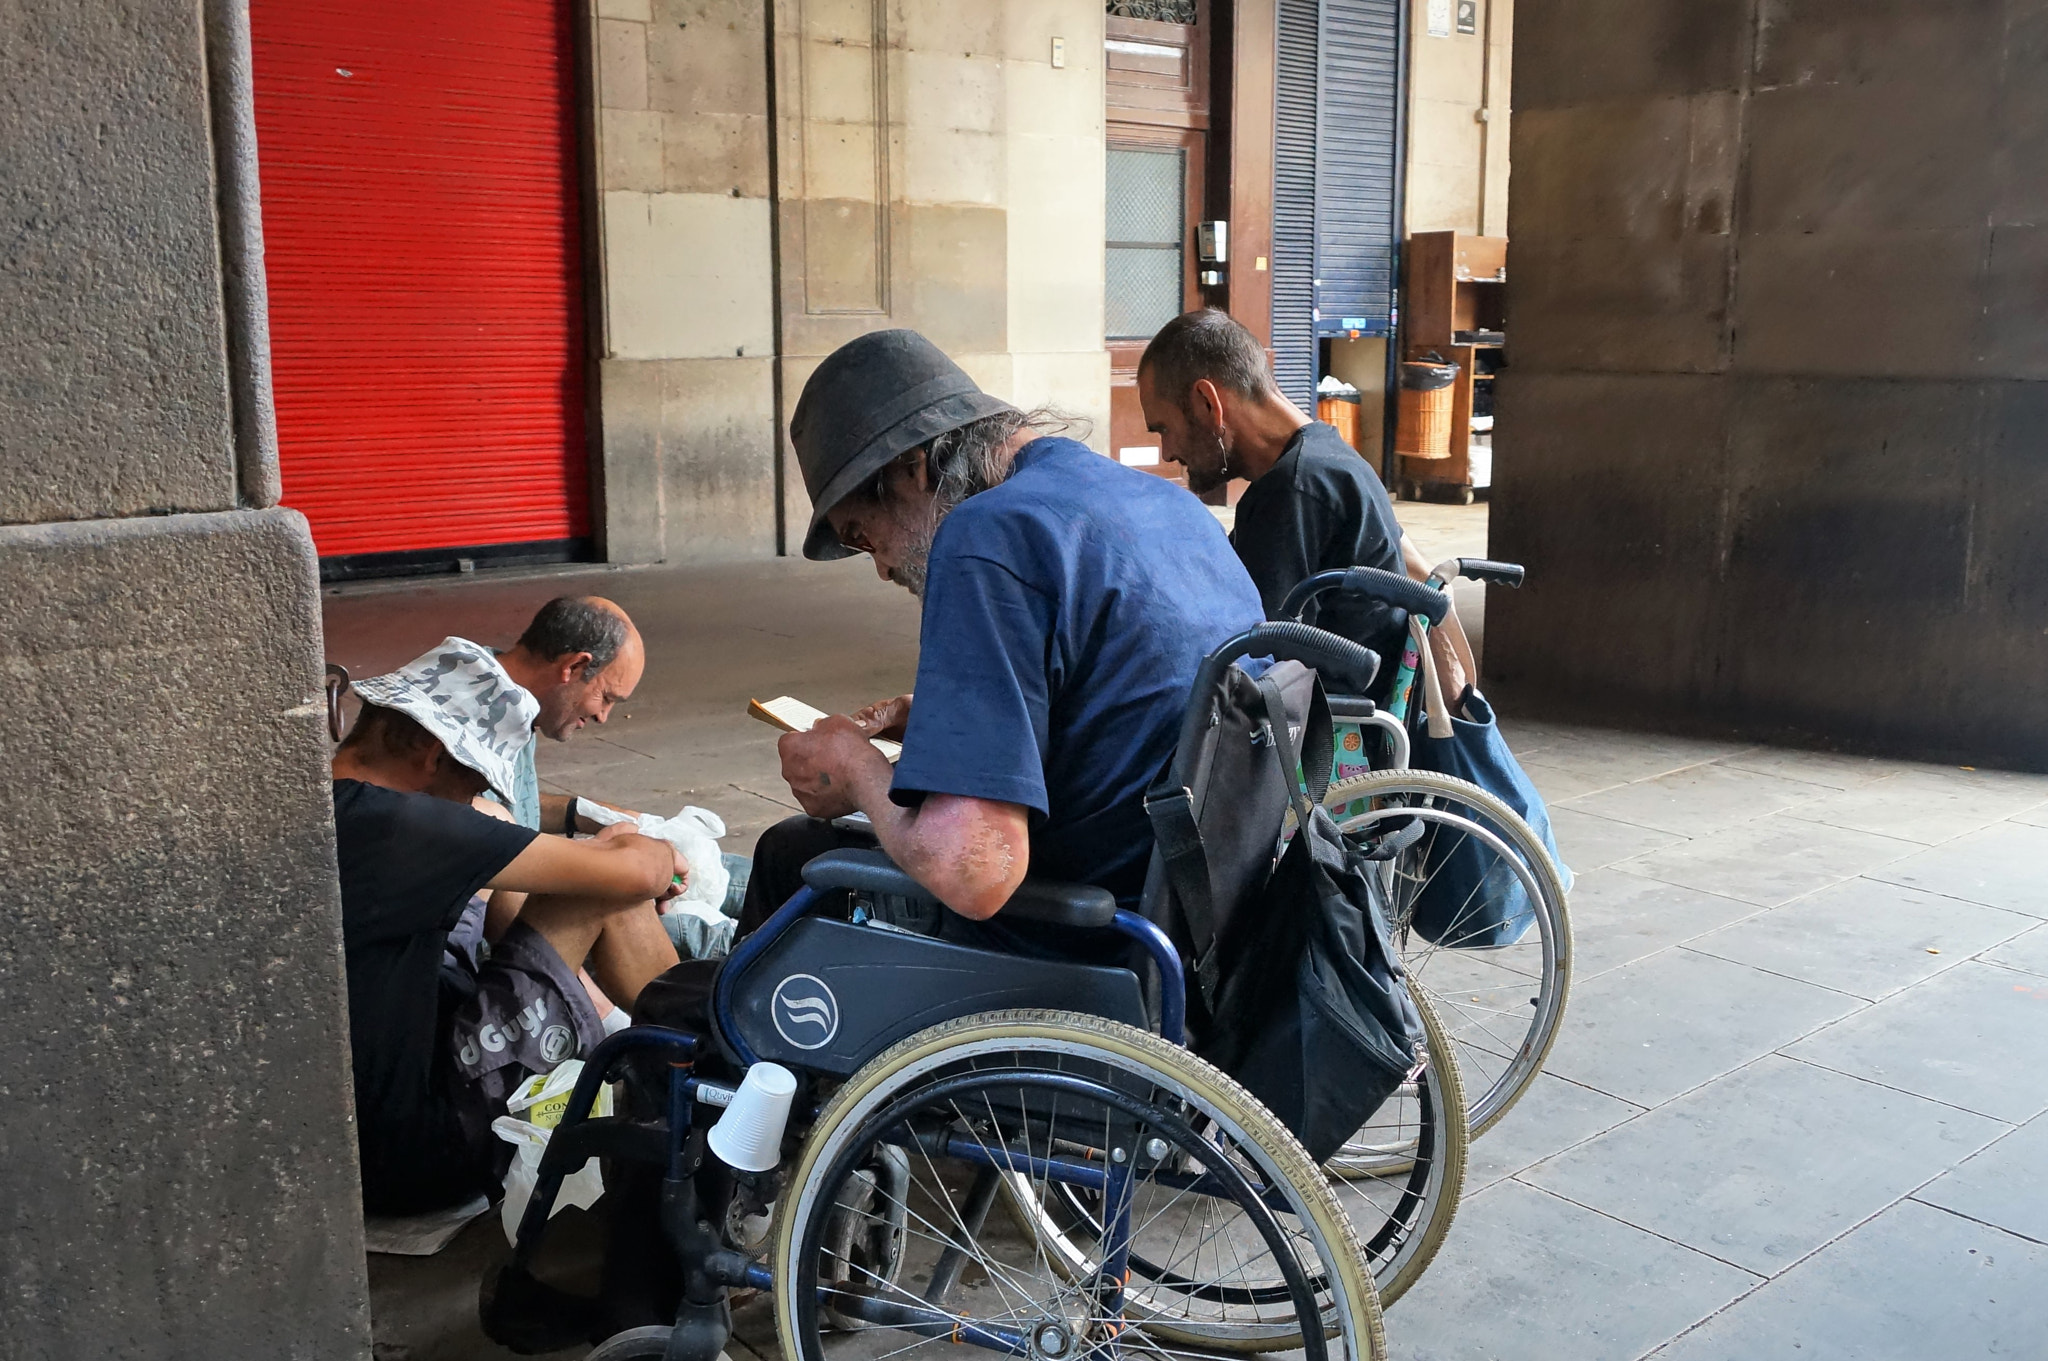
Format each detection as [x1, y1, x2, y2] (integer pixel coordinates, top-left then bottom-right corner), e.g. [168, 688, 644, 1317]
[0, 1, 369, 1354]
[590, 0, 1111, 562]
[770, 0, 1112, 542]
[592, 0, 781, 563]
[1491, 0, 2048, 767]
[1405, 0, 1512, 236]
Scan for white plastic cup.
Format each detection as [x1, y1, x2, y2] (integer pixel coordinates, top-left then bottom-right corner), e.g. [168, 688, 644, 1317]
[706, 1062, 797, 1172]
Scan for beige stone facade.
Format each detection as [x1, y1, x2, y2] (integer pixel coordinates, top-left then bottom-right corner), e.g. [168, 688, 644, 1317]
[588, 0, 1111, 563]
[1405, 0, 1511, 236]
[583, 0, 1507, 560]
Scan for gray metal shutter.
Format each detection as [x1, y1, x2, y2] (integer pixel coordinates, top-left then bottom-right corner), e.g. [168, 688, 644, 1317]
[1314, 0, 1401, 338]
[1271, 0, 1320, 411]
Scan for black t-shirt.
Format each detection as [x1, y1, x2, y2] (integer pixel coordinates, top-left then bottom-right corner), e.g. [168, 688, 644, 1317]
[1231, 421, 1408, 683]
[331, 779, 536, 1207]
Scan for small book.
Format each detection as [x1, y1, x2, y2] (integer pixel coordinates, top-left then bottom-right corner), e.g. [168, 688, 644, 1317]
[748, 696, 903, 762]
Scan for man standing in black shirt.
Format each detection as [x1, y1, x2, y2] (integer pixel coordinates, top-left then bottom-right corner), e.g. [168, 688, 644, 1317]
[1138, 308, 1471, 698]
[331, 639, 682, 1213]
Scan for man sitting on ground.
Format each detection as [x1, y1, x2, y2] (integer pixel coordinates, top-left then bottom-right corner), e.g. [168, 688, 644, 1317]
[495, 595, 648, 835]
[736, 328, 1267, 944]
[1138, 307, 1475, 696]
[332, 639, 681, 1214]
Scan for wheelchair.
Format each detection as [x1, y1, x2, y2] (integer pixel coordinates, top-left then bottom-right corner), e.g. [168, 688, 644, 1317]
[481, 621, 1468, 1360]
[1278, 563, 1574, 1142]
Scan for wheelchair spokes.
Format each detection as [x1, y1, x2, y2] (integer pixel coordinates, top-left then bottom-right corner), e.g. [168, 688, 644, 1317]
[774, 1014, 1384, 1360]
[1324, 770, 1572, 1140]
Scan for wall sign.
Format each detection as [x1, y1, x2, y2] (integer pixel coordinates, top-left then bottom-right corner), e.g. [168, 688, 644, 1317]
[1456, 0, 1478, 34]
[1426, 0, 1451, 38]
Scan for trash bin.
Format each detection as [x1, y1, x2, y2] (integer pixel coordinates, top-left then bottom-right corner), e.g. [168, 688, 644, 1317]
[1395, 357, 1458, 460]
[1316, 389, 1363, 450]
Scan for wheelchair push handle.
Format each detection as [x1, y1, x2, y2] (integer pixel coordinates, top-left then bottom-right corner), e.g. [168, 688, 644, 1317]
[1184, 621, 1381, 715]
[1278, 567, 1448, 627]
[1450, 556, 1525, 588]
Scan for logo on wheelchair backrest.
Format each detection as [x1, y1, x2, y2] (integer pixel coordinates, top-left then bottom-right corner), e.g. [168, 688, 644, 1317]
[770, 973, 841, 1050]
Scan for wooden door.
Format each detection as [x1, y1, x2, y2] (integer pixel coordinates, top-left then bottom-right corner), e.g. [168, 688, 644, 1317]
[1105, 5, 1210, 483]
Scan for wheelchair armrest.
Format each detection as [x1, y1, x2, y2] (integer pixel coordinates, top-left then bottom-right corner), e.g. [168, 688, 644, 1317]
[1001, 879, 1118, 929]
[800, 848, 1118, 929]
[802, 848, 933, 901]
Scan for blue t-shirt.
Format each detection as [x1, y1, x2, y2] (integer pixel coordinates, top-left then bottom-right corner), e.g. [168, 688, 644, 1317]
[891, 437, 1266, 912]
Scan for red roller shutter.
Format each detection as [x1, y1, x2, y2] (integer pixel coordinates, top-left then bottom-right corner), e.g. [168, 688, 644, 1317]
[251, 0, 590, 562]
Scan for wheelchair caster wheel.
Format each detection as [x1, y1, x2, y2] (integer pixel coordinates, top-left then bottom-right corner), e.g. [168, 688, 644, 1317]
[583, 1325, 684, 1360]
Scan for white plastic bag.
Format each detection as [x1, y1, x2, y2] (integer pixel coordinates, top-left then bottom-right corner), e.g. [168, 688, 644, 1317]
[578, 800, 730, 908]
[494, 1060, 610, 1244]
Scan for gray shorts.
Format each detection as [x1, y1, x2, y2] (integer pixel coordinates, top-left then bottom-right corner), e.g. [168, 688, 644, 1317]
[444, 920, 607, 1161]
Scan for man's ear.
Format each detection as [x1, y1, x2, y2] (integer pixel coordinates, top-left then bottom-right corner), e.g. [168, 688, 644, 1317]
[1191, 377, 1228, 431]
[557, 651, 594, 684]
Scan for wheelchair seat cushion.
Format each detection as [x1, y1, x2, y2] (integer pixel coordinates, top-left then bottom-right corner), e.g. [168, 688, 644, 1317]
[633, 957, 721, 1036]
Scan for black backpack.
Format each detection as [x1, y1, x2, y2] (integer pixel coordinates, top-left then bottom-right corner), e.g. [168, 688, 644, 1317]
[1144, 659, 1426, 1162]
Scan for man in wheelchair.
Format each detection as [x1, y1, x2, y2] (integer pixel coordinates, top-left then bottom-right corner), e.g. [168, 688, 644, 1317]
[666, 327, 1266, 994]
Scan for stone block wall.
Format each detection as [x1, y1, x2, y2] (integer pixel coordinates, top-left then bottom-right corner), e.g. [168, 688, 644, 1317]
[1405, 0, 1513, 236]
[593, 0, 781, 563]
[591, 0, 1111, 563]
[1491, 0, 2048, 766]
[1, 1, 369, 1355]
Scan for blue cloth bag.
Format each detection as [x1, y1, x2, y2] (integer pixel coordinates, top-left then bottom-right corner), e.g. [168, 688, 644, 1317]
[1406, 691, 1573, 947]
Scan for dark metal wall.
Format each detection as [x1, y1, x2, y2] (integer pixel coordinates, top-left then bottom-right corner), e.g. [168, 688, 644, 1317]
[1490, 0, 2048, 768]
[1270, 0, 1403, 410]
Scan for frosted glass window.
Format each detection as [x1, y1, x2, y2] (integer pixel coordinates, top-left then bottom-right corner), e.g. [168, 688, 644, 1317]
[1106, 146, 1185, 340]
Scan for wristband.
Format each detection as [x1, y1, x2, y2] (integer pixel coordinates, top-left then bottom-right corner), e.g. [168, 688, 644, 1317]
[564, 797, 580, 835]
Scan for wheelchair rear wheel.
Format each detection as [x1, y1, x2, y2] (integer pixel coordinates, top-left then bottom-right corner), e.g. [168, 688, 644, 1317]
[1320, 989, 1467, 1305]
[1323, 769, 1573, 1139]
[771, 1010, 1386, 1360]
[1008, 988, 1464, 1312]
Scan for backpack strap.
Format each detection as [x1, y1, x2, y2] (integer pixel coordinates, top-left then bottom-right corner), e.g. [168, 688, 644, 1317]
[1144, 779, 1224, 1006]
[1255, 671, 1334, 821]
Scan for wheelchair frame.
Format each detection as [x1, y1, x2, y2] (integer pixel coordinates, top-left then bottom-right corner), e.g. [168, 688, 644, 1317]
[496, 888, 1348, 1361]
[491, 617, 1410, 1360]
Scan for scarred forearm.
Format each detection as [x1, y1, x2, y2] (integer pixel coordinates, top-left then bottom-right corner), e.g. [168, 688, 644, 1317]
[842, 758, 1028, 920]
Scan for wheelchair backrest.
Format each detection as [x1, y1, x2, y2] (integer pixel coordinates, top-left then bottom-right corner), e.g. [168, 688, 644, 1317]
[722, 915, 1148, 1076]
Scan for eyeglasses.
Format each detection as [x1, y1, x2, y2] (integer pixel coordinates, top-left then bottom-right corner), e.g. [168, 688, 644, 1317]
[837, 520, 879, 556]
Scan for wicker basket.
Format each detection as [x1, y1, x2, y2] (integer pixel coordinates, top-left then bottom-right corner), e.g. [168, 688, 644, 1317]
[1394, 358, 1458, 460]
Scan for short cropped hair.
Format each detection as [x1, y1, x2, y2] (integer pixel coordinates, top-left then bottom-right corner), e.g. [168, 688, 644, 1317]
[516, 597, 630, 676]
[339, 702, 437, 758]
[1139, 309, 1279, 410]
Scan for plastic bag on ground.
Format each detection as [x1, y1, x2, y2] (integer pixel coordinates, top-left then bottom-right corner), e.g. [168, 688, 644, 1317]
[494, 1059, 611, 1243]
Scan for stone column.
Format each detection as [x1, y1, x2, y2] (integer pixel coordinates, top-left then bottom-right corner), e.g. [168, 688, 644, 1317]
[0, 1, 370, 1354]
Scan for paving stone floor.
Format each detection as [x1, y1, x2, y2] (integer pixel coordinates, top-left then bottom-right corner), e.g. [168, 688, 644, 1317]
[327, 513, 2048, 1360]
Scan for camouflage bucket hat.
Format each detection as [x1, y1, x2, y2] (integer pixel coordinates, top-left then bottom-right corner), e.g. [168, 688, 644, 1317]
[351, 637, 538, 802]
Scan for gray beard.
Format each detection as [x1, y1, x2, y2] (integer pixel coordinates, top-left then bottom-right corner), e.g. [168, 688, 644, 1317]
[891, 515, 938, 597]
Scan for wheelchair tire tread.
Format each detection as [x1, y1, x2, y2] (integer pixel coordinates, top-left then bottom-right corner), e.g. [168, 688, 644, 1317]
[1342, 988, 1467, 1306]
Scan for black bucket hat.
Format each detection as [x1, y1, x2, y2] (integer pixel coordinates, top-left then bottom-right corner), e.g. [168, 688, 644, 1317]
[791, 329, 1015, 560]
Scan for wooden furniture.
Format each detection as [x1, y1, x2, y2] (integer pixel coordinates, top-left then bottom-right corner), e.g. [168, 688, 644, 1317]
[1395, 230, 1505, 503]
